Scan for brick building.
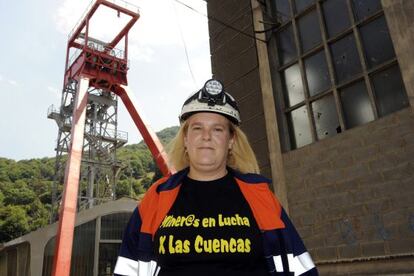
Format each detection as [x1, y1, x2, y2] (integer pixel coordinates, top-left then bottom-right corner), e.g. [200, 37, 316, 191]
[207, 0, 414, 274]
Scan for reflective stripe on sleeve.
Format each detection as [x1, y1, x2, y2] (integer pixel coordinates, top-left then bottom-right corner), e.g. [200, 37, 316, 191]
[294, 252, 315, 272]
[113, 256, 138, 275]
[273, 252, 316, 275]
[138, 260, 158, 276]
[272, 255, 284, 272]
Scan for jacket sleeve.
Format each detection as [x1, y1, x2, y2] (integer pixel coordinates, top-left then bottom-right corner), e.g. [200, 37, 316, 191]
[114, 177, 167, 276]
[263, 208, 318, 276]
[113, 207, 142, 276]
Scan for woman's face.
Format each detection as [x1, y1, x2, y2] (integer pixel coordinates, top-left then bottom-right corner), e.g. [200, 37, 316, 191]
[184, 112, 234, 178]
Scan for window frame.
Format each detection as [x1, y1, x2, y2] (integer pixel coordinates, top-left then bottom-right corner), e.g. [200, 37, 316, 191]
[265, 0, 405, 151]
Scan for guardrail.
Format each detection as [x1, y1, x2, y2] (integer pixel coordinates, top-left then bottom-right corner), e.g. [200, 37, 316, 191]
[104, 128, 128, 141]
[67, 42, 127, 70]
[47, 104, 60, 117]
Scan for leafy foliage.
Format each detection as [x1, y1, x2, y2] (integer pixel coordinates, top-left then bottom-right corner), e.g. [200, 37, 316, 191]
[0, 126, 178, 243]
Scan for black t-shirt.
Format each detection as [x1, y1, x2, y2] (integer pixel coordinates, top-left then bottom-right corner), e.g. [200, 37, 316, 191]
[154, 173, 269, 276]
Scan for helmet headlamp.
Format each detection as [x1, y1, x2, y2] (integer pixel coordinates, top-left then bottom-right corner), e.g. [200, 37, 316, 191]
[179, 79, 241, 125]
[204, 79, 223, 95]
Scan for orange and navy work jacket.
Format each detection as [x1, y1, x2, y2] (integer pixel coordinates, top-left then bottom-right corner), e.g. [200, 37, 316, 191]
[114, 168, 318, 276]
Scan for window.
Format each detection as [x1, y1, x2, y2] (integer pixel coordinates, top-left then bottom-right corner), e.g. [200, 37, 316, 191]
[98, 243, 122, 276]
[99, 212, 131, 275]
[298, 9, 321, 53]
[42, 212, 131, 276]
[268, 0, 408, 150]
[100, 212, 131, 240]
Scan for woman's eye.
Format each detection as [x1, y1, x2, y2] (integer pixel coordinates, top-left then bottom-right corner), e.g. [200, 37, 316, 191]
[214, 128, 223, 132]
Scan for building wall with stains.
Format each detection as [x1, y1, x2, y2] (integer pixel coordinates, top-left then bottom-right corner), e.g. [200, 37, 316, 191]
[207, 0, 414, 274]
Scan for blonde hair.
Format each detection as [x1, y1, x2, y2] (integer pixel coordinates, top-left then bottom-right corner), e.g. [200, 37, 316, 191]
[167, 120, 260, 174]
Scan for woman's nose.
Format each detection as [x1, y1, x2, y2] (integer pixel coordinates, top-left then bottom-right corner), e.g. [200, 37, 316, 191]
[202, 129, 211, 140]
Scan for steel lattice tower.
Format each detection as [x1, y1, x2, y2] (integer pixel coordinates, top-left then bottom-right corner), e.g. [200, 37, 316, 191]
[46, 1, 173, 274]
[48, 82, 127, 219]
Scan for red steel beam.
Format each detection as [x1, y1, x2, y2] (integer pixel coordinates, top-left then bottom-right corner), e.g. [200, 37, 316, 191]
[115, 85, 175, 176]
[53, 2, 173, 274]
[105, 17, 139, 52]
[101, 0, 140, 18]
[68, 1, 100, 46]
[52, 77, 90, 276]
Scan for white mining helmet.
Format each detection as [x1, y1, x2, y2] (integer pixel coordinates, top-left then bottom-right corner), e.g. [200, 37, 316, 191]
[179, 79, 241, 125]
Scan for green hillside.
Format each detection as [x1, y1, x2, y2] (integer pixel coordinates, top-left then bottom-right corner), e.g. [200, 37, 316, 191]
[0, 126, 179, 243]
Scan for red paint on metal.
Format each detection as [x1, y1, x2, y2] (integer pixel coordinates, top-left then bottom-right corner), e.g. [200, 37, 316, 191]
[52, 77, 89, 276]
[64, 0, 139, 89]
[116, 85, 175, 176]
[53, 1, 173, 275]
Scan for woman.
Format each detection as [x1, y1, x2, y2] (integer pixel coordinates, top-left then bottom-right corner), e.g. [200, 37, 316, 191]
[114, 79, 318, 276]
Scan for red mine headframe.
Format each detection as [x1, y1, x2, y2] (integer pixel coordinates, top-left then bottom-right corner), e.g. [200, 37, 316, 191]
[63, 0, 137, 90]
[52, 1, 175, 275]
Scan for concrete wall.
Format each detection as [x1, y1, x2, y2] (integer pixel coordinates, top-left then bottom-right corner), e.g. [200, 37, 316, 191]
[207, 0, 273, 178]
[382, 0, 414, 109]
[284, 108, 414, 273]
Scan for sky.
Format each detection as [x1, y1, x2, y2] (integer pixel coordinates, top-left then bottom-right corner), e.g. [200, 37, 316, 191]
[0, 0, 211, 161]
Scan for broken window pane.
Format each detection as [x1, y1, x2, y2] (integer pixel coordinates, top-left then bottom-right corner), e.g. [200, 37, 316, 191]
[371, 65, 409, 117]
[304, 50, 331, 96]
[287, 105, 312, 149]
[312, 95, 340, 140]
[99, 243, 121, 276]
[281, 63, 305, 107]
[330, 34, 362, 83]
[294, 0, 315, 14]
[298, 9, 322, 52]
[271, 0, 291, 23]
[340, 81, 375, 128]
[360, 16, 395, 69]
[352, 0, 382, 22]
[322, 0, 351, 38]
[277, 24, 297, 65]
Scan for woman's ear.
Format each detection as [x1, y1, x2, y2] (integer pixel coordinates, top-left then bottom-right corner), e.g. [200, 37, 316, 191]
[229, 135, 235, 150]
[184, 136, 188, 148]
[229, 124, 236, 149]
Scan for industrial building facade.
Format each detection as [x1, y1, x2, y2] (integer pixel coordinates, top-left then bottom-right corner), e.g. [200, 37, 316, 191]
[207, 0, 414, 274]
[0, 199, 136, 275]
[1, 0, 413, 275]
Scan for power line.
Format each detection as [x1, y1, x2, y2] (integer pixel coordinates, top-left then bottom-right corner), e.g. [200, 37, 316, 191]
[171, 0, 198, 89]
[173, 0, 267, 43]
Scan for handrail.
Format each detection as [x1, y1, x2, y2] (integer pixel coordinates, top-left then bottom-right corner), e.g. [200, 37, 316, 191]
[106, 128, 128, 141]
[105, 0, 140, 13]
[68, 0, 94, 40]
[85, 128, 128, 142]
[47, 105, 60, 117]
[67, 42, 127, 70]
[87, 40, 125, 59]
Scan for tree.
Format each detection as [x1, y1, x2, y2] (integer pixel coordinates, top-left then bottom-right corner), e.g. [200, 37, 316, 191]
[0, 205, 30, 242]
[0, 125, 179, 241]
[0, 190, 4, 207]
[2, 180, 36, 206]
[25, 199, 49, 231]
[115, 179, 133, 198]
[131, 178, 145, 196]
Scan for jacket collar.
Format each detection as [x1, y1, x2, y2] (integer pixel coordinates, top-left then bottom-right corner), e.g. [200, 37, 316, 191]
[156, 166, 271, 194]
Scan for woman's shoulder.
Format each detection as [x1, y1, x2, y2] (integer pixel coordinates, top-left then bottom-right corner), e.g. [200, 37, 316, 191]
[145, 175, 171, 194]
[229, 168, 272, 185]
[145, 167, 189, 195]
